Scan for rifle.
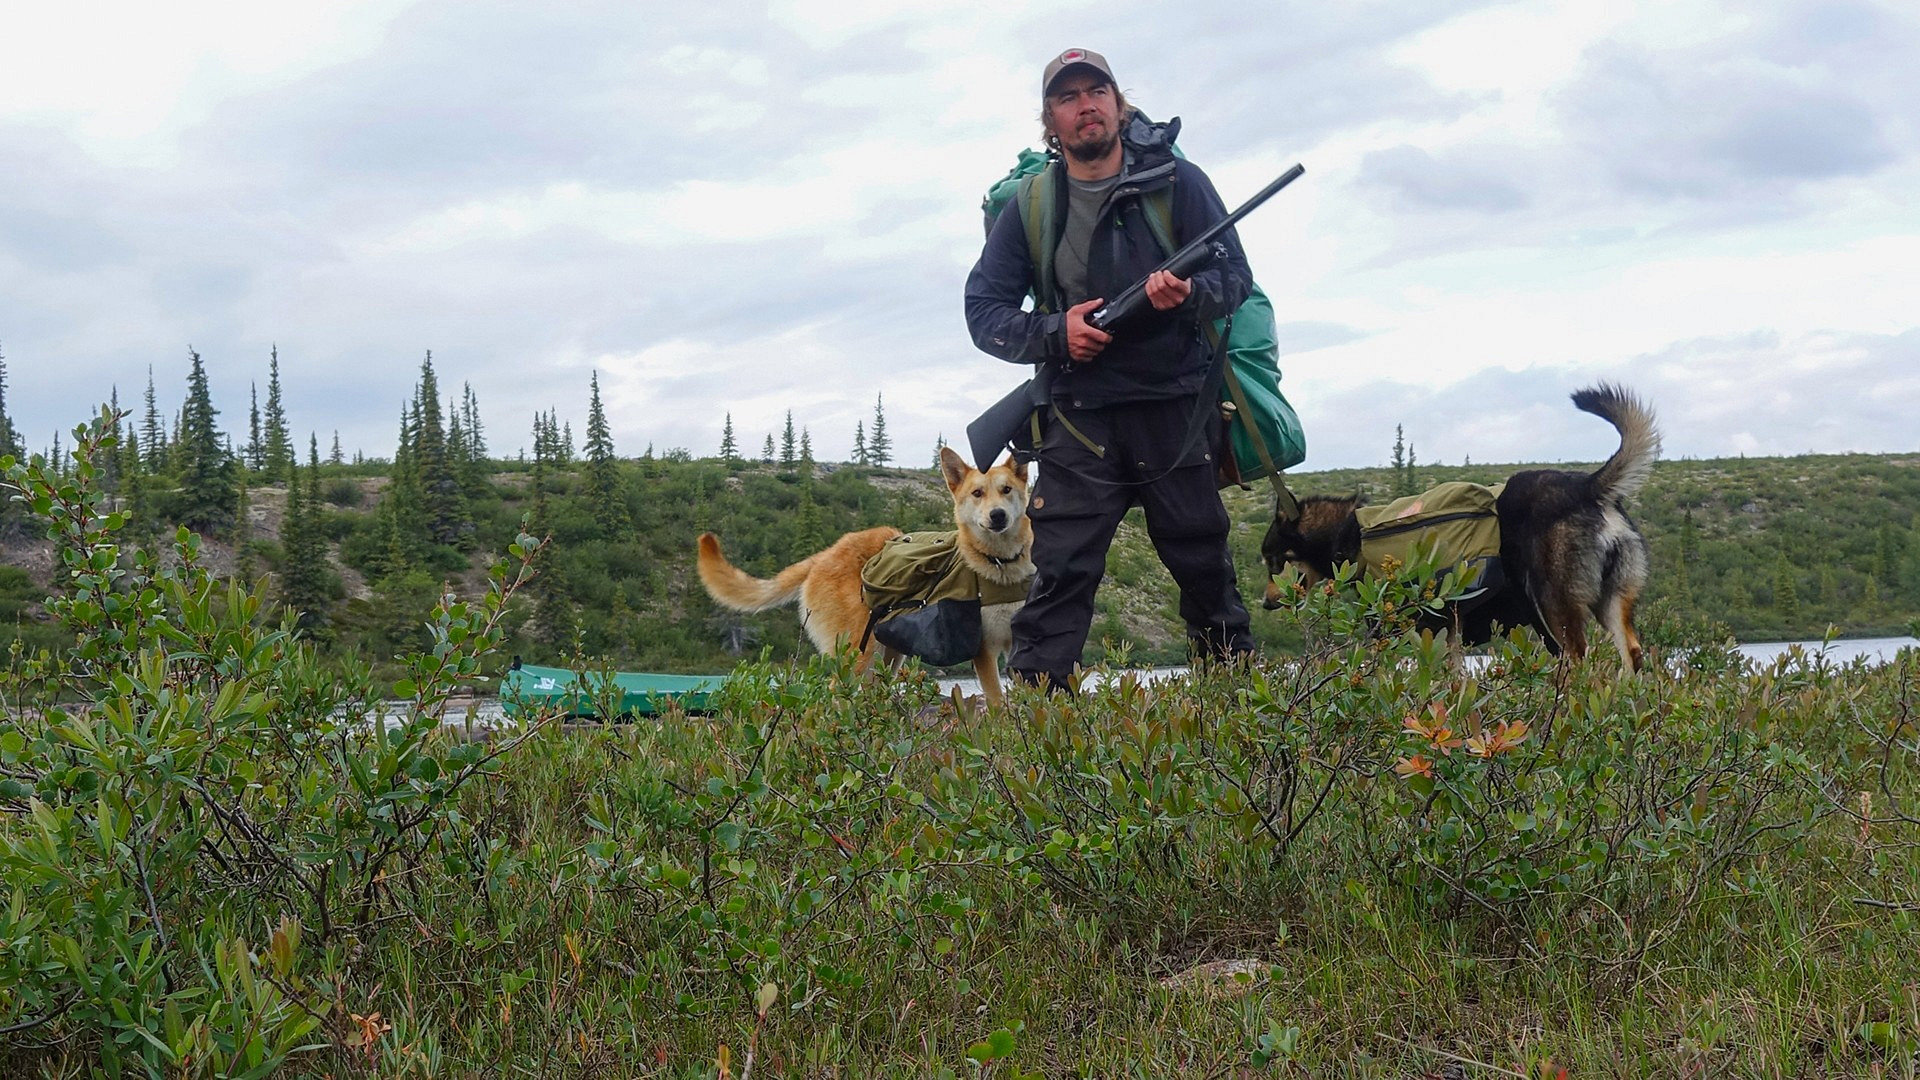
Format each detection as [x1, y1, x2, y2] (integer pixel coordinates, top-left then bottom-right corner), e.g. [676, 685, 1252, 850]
[1087, 162, 1303, 332]
[965, 162, 1305, 470]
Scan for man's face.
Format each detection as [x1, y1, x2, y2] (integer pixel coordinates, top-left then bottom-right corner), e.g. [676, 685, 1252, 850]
[1045, 71, 1120, 162]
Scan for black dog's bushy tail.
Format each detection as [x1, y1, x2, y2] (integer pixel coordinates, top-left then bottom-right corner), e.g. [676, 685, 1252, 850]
[1572, 383, 1661, 503]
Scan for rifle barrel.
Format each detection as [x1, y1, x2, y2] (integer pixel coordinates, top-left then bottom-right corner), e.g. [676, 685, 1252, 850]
[1087, 162, 1304, 333]
[1213, 163, 1304, 238]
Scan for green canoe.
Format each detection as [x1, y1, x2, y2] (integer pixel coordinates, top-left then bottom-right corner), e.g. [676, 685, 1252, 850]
[498, 660, 730, 718]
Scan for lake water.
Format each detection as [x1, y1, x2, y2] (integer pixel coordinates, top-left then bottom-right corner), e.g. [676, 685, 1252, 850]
[1732, 636, 1918, 666]
[419, 637, 1917, 729]
[933, 636, 1920, 696]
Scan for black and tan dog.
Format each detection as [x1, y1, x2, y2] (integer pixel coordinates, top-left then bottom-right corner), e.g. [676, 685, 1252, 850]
[1261, 384, 1661, 671]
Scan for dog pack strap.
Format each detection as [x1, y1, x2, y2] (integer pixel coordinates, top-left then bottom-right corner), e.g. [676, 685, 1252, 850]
[1019, 167, 1061, 314]
[858, 603, 890, 652]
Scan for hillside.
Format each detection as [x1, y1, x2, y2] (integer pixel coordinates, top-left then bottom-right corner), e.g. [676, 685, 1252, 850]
[5, 448, 1919, 673]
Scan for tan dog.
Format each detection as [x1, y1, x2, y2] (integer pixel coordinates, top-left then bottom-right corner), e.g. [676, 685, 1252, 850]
[697, 447, 1034, 704]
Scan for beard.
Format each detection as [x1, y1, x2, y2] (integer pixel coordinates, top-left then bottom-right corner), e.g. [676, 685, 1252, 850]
[1061, 124, 1118, 163]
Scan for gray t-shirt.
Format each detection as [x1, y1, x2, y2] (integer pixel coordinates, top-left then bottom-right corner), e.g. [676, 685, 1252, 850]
[1054, 172, 1119, 308]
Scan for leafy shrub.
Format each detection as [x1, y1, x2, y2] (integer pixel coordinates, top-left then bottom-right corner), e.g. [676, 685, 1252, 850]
[0, 410, 542, 1074]
[322, 477, 363, 507]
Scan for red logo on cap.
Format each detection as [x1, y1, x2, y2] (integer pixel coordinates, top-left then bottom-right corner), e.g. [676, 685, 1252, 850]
[1061, 49, 1084, 62]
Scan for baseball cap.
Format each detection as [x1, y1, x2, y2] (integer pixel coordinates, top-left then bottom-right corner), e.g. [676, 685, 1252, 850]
[1042, 48, 1115, 96]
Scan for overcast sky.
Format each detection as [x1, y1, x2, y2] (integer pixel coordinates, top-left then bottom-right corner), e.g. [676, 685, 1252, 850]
[3, 0, 1916, 473]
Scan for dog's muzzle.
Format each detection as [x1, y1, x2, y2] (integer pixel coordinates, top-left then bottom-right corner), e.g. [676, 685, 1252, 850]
[1262, 577, 1286, 610]
[988, 508, 1008, 532]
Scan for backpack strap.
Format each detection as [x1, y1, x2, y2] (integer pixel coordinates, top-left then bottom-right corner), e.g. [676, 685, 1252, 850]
[1137, 183, 1214, 359]
[1017, 166, 1062, 314]
[1138, 186, 1178, 261]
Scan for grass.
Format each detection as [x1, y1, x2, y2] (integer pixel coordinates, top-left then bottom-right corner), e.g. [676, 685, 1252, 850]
[7, 611, 1919, 1077]
[255, 643, 1920, 1078]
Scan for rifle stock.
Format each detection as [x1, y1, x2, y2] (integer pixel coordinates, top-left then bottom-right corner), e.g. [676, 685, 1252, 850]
[966, 366, 1054, 470]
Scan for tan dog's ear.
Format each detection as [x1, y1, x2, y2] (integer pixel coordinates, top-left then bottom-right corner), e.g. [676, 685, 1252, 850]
[938, 445, 971, 492]
[1000, 452, 1029, 485]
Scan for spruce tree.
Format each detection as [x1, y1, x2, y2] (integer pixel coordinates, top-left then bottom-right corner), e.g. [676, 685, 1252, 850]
[461, 384, 486, 459]
[278, 436, 331, 630]
[852, 421, 867, 466]
[1773, 555, 1799, 624]
[262, 345, 292, 475]
[170, 405, 186, 474]
[101, 388, 125, 496]
[247, 382, 263, 471]
[720, 413, 738, 463]
[458, 383, 487, 497]
[141, 366, 166, 473]
[526, 410, 576, 651]
[762, 434, 775, 463]
[1389, 425, 1419, 497]
[411, 352, 472, 546]
[869, 393, 892, 467]
[584, 371, 628, 530]
[448, 396, 467, 477]
[176, 348, 237, 534]
[0, 345, 18, 460]
[799, 428, 814, 473]
[795, 482, 823, 560]
[380, 402, 426, 575]
[235, 465, 255, 583]
[120, 426, 151, 535]
[932, 433, 948, 469]
[0, 347, 17, 531]
[780, 411, 797, 466]
[329, 431, 344, 466]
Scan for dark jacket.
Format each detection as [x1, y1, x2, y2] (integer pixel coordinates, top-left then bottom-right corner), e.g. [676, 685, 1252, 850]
[963, 114, 1254, 409]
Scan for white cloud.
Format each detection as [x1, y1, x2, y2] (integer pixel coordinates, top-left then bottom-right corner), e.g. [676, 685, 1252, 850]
[1, 0, 1915, 475]
[0, 0, 415, 165]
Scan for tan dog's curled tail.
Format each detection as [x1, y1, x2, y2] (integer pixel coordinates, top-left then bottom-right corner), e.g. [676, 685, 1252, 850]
[696, 533, 817, 612]
[1572, 383, 1661, 504]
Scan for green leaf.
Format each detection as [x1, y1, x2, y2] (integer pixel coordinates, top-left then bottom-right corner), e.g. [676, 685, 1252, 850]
[967, 1026, 1017, 1062]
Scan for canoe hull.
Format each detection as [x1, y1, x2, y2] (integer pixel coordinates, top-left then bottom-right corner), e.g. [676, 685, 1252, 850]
[499, 662, 728, 718]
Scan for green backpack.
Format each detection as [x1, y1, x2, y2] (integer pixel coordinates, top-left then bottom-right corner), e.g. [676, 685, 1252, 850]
[980, 148, 1308, 491]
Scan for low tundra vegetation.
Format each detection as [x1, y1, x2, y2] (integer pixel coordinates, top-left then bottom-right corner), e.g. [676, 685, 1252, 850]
[2, 413, 1918, 1077]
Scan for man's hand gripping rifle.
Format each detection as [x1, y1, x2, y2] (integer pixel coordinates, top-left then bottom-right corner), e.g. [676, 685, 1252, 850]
[966, 163, 1305, 470]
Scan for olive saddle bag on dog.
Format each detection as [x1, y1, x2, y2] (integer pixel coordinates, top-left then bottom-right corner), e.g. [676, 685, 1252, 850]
[859, 531, 1031, 667]
[1355, 481, 1507, 603]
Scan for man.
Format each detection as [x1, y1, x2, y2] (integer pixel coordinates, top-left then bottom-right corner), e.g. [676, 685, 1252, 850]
[964, 48, 1256, 692]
